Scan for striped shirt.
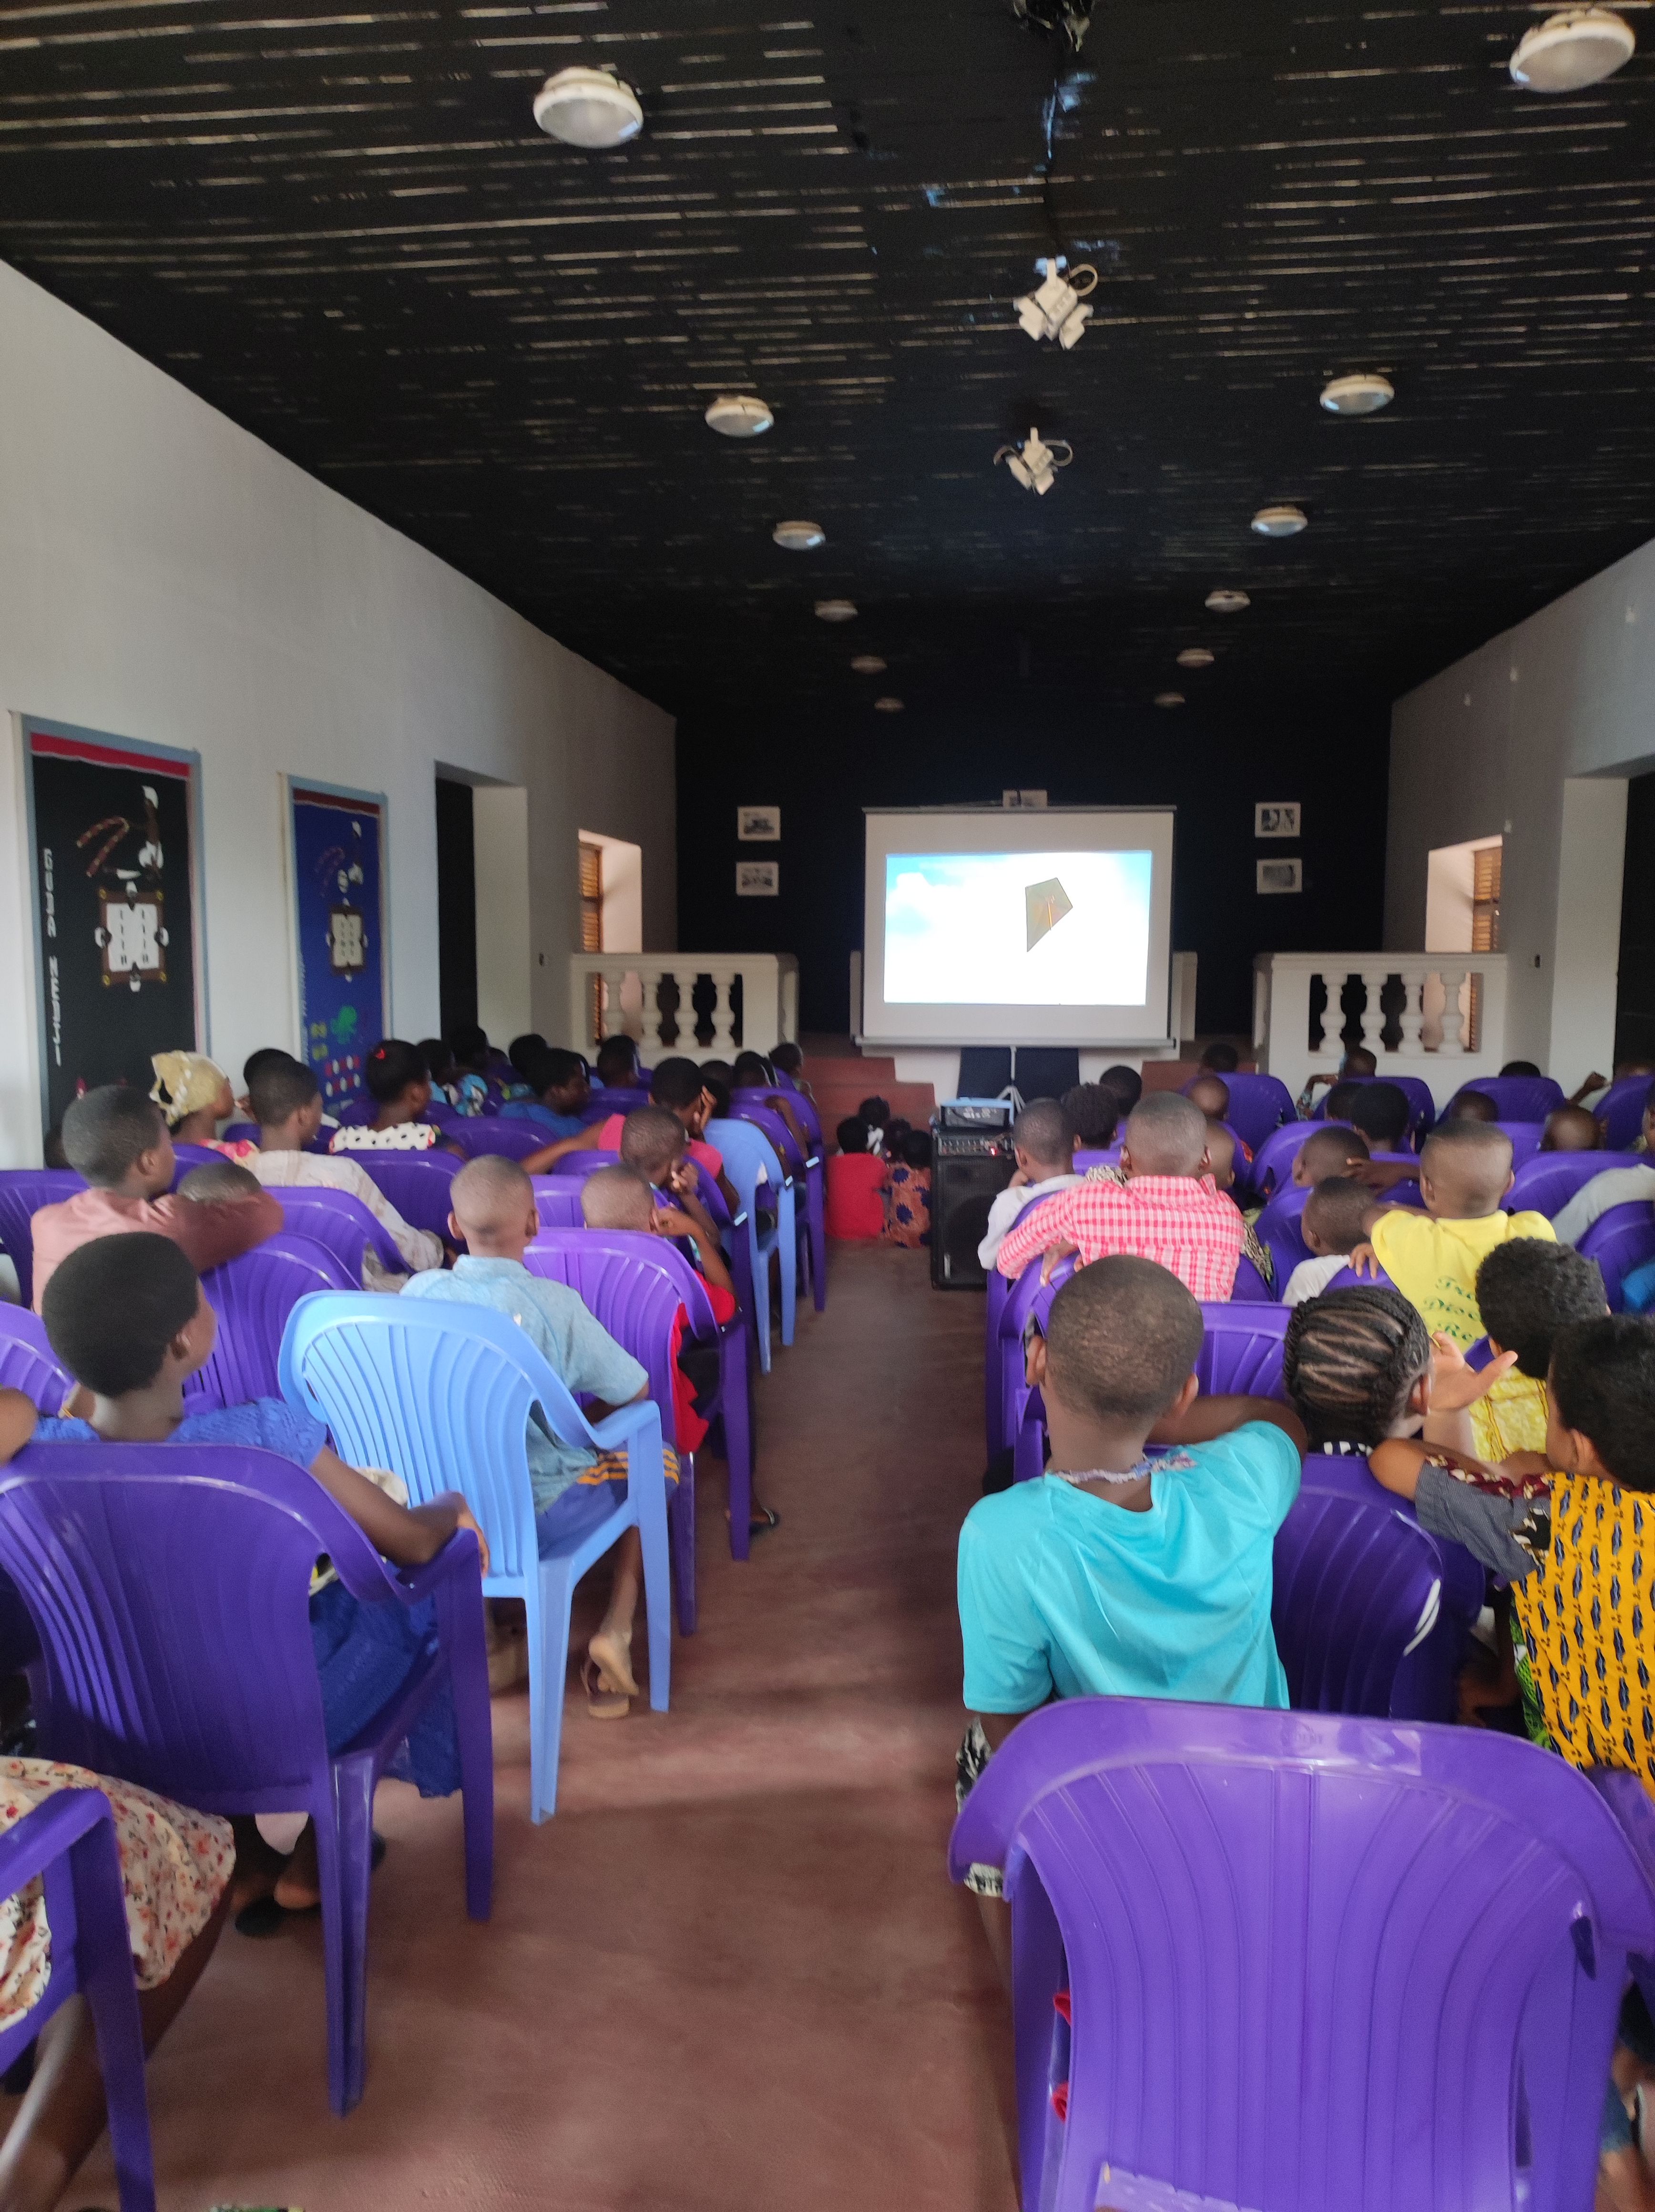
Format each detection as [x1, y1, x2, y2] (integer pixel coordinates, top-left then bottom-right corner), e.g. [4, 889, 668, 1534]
[993, 1173, 1246, 1301]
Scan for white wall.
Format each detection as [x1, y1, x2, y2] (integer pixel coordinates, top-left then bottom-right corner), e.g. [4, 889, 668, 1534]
[1387, 539, 1655, 1086]
[0, 258, 676, 1166]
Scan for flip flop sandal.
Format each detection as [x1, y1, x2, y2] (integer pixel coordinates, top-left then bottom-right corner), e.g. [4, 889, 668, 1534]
[582, 1658, 631, 1720]
[235, 1833, 388, 1937]
[585, 1628, 639, 1699]
[749, 1505, 781, 1537]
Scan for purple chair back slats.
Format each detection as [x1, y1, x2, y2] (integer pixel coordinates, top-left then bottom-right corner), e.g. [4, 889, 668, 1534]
[531, 1181, 586, 1229]
[949, 1697, 1655, 2212]
[449, 1118, 549, 1162]
[1577, 1200, 1655, 1312]
[729, 1096, 807, 1177]
[1493, 1119, 1545, 1168]
[1229, 1252, 1275, 1302]
[184, 1233, 357, 1408]
[1218, 1073, 1296, 1154]
[350, 1150, 460, 1239]
[1600, 1075, 1655, 1151]
[1250, 1123, 1351, 1199]
[1253, 1186, 1312, 1288]
[1323, 1261, 1398, 1296]
[1507, 1150, 1645, 1220]
[588, 1088, 652, 1120]
[168, 1142, 225, 1179]
[1194, 1303, 1289, 1399]
[269, 1188, 406, 1280]
[1072, 1147, 1120, 1173]
[0, 1170, 83, 1309]
[0, 1305, 73, 1413]
[1457, 1076, 1567, 1122]
[1273, 1482, 1457, 1719]
[550, 1148, 615, 1180]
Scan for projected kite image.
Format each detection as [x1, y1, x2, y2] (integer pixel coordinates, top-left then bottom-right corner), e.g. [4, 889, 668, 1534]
[884, 850, 1153, 1006]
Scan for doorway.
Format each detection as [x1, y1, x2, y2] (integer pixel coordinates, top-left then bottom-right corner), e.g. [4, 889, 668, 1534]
[1615, 771, 1655, 1064]
[434, 776, 477, 1039]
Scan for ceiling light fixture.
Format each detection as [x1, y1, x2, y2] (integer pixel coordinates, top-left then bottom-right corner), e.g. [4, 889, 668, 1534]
[995, 427, 1073, 497]
[1510, 8, 1634, 90]
[531, 67, 644, 148]
[1320, 372, 1394, 416]
[815, 599, 858, 623]
[1205, 589, 1251, 614]
[1176, 647, 1215, 669]
[1251, 504, 1308, 538]
[1014, 260, 1099, 349]
[704, 393, 773, 438]
[874, 696, 905, 714]
[1154, 692, 1185, 709]
[850, 654, 887, 674]
[772, 520, 825, 551]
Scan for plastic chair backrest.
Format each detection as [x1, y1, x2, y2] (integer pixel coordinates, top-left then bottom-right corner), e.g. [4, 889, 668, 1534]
[549, 1148, 616, 1181]
[1072, 1147, 1120, 1172]
[1458, 1076, 1567, 1122]
[1323, 1261, 1397, 1295]
[1219, 1073, 1296, 1153]
[1311, 1073, 1436, 1137]
[268, 1188, 405, 1279]
[524, 1231, 717, 1451]
[1253, 1184, 1312, 1279]
[708, 1116, 788, 1199]
[1229, 1252, 1274, 1302]
[1273, 1468, 1451, 1715]
[1194, 1303, 1289, 1398]
[1577, 1200, 1655, 1311]
[728, 1097, 807, 1176]
[348, 1150, 460, 1239]
[530, 1181, 586, 1229]
[1601, 1075, 1655, 1151]
[184, 1232, 356, 1408]
[949, 1696, 1655, 2212]
[1493, 1119, 1545, 1168]
[0, 1306, 73, 1413]
[169, 1142, 224, 1179]
[451, 1119, 550, 1162]
[589, 1088, 652, 1119]
[1250, 1123, 1352, 1198]
[0, 1170, 84, 1307]
[1507, 1150, 1645, 1220]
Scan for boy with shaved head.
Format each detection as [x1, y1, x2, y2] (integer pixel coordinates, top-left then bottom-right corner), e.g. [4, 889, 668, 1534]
[993, 1091, 1245, 1300]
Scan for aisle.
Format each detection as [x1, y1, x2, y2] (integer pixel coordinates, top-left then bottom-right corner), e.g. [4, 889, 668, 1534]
[79, 1242, 1019, 2211]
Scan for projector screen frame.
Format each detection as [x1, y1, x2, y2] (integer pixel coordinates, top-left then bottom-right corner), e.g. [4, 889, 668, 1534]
[859, 804, 1177, 1049]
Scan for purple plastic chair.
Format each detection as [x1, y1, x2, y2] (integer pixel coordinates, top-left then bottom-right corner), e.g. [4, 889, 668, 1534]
[1507, 1149, 1644, 1220]
[1457, 1075, 1567, 1122]
[550, 1148, 613, 1181]
[1588, 1768, 1655, 2017]
[1072, 1147, 1121, 1173]
[526, 1228, 754, 1613]
[1229, 1251, 1275, 1302]
[1601, 1075, 1654, 1151]
[448, 1119, 549, 1163]
[583, 1088, 652, 1124]
[1195, 1303, 1289, 1398]
[1253, 1186, 1312, 1289]
[168, 1141, 225, 1179]
[0, 1791, 156, 2210]
[0, 1169, 83, 1308]
[1218, 1073, 1296, 1154]
[1000, 1259, 1078, 1478]
[949, 1697, 1655, 2212]
[1324, 1261, 1398, 1295]
[350, 1150, 461, 1241]
[1311, 1071, 1436, 1137]
[1250, 1122, 1352, 1199]
[269, 1188, 408, 1280]
[0, 1303, 74, 1413]
[530, 1181, 585, 1229]
[1577, 1200, 1655, 1311]
[731, 1094, 825, 1314]
[1493, 1119, 1546, 1168]
[0, 1440, 491, 2115]
[184, 1232, 357, 1408]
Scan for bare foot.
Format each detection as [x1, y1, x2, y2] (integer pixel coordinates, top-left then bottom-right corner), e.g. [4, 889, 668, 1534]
[273, 1822, 321, 1912]
[586, 1626, 638, 1700]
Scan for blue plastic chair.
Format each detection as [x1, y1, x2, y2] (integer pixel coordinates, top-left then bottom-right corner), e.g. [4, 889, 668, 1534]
[0, 1169, 83, 1308]
[279, 1294, 670, 1825]
[449, 1119, 550, 1162]
[708, 1116, 797, 1367]
[730, 1095, 824, 1313]
[950, 1697, 1655, 2212]
[0, 1790, 157, 2210]
[1494, 1119, 1546, 1169]
[1577, 1200, 1655, 1311]
[1310, 1072, 1436, 1138]
[0, 1440, 491, 2115]
[1249, 1122, 1356, 1199]
[184, 1232, 356, 1408]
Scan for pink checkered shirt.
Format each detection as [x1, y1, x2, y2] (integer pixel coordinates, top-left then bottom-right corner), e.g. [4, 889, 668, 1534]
[993, 1173, 1246, 1301]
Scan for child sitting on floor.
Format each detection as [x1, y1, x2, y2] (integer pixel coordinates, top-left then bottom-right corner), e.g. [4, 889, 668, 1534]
[1291, 1124, 1372, 1188]
[327, 1038, 447, 1154]
[400, 1156, 675, 1716]
[826, 1116, 888, 1240]
[977, 1099, 1080, 1269]
[30, 1087, 282, 1313]
[499, 1046, 591, 1138]
[23, 1232, 485, 1929]
[884, 1128, 933, 1249]
[1281, 1177, 1374, 1305]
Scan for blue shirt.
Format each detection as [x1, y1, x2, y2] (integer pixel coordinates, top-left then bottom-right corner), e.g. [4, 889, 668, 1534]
[957, 1423, 1300, 1714]
[33, 1397, 327, 1464]
[499, 1100, 586, 1139]
[400, 1256, 646, 1509]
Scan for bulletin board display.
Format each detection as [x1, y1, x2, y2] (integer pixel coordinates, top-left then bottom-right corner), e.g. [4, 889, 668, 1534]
[289, 780, 388, 1111]
[22, 717, 203, 1133]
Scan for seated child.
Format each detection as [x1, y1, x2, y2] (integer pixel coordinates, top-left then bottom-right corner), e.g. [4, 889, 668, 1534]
[1466, 1237, 1607, 1460]
[439, 1024, 496, 1115]
[31, 1088, 281, 1313]
[1059, 1083, 1119, 1150]
[1541, 1104, 1602, 1154]
[1443, 1088, 1501, 1125]
[884, 1128, 933, 1249]
[1201, 1124, 1274, 1289]
[594, 1035, 642, 1091]
[1199, 1042, 1240, 1074]
[1291, 1125, 1372, 1188]
[327, 1038, 447, 1153]
[770, 1040, 812, 1096]
[149, 1050, 234, 1146]
[826, 1117, 888, 1240]
[977, 1099, 1080, 1268]
[1186, 1074, 1250, 1163]
[212, 1055, 441, 1276]
[856, 1095, 893, 1157]
[1349, 1119, 1553, 1345]
[1281, 1176, 1373, 1304]
[1098, 1064, 1143, 1116]
[27, 1233, 483, 1922]
[956, 1257, 1307, 1884]
[732, 1052, 813, 1159]
[401, 1156, 674, 1715]
[508, 1031, 547, 1084]
[1345, 1080, 1413, 1157]
[522, 1056, 735, 1207]
[499, 1046, 591, 1138]
[1553, 1082, 1655, 1244]
[1297, 1045, 1377, 1115]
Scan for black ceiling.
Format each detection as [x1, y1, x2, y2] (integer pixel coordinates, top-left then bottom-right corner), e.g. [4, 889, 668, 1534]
[5, 0, 1655, 723]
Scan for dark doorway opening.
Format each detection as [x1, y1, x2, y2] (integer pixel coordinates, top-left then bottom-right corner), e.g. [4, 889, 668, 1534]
[435, 776, 477, 1040]
[1615, 772, 1655, 1068]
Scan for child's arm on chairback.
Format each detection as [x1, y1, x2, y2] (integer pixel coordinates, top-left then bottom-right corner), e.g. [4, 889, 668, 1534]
[655, 1183, 735, 1298]
[520, 1122, 604, 1177]
[1369, 1439, 1549, 1583]
[306, 1444, 490, 1574]
[0, 1390, 36, 1465]
[1148, 1394, 1308, 1455]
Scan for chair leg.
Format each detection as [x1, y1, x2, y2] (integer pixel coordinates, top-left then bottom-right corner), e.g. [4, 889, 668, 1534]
[638, 1486, 673, 1714]
[317, 1761, 377, 2116]
[720, 1335, 752, 1562]
[527, 1571, 575, 1824]
[779, 1199, 797, 1346]
[434, 1564, 494, 1922]
[70, 1820, 156, 2212]
[751, 1230, 773, 1374]
[807, 1169, 827, 1311]
[668, 1463, 698, 1634]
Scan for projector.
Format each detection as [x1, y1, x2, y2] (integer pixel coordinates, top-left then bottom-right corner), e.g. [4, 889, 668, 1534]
[937, 1098, 1014, 1132]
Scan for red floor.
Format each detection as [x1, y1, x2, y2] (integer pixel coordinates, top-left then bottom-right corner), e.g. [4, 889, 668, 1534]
[68, 1240, 1018, 2211]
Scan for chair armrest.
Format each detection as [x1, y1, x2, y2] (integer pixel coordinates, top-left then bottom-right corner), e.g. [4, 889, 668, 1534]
[0, 1791, 114, 1899]
[392, 1523, 484, 1604]
[806, 1154, 822, 1171]
[589, 1397, 666, 1454]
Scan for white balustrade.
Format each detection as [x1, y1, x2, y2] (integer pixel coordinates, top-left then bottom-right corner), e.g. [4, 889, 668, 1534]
[569, 952, 798, 1058]
[1253, 952, 1510, 1110]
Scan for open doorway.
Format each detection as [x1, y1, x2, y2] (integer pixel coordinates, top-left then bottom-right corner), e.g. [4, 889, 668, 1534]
[1424, 833, 1501, 1052]
[578, 830, 643, 1042]
[435, 769, 531, 1050]
[434, 776, 477, 1039]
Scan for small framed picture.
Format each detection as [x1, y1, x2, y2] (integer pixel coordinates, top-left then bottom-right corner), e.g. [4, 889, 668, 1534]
[737, 805, 781, 842]
[1255, 802, 1301, 839]
[1257, 858, 1303, 895]
[736, 860, 779, 897]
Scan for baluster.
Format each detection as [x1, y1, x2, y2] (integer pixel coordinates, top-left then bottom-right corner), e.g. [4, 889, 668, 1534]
[640, 965, 669, 1057]
[1396, 965, 1425, 1055]
[1438, 966, 1468, 1054]
[602, 967, 627, 1042]
[1359, 969, 1386, 1058]
[708, 968, 737, 1056]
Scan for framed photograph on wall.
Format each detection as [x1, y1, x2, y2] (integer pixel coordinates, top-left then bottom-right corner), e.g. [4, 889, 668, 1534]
[736, 860, 779, 897]
[737, 805, 781, 842]
[1257, 858, 1303, 895]
[1255, 802, 1301, 838]
[288, 779, 389, 1113]
[21, 715, 203, 1133]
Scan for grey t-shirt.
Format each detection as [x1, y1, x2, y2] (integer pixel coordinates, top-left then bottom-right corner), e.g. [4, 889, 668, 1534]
[1413, 1463, 1550, 1583]
[1552, 1164, 1655, 1247]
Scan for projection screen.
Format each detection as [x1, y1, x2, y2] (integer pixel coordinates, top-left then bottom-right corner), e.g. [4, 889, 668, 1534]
[860, 807, 1175, 1048]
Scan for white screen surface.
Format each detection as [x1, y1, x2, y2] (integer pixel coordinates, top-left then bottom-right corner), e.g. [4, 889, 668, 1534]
[862, 808, 1175, 1047]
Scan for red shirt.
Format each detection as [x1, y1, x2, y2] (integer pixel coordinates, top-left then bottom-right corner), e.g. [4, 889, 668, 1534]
[669, 1279, 738, 1452]
[994, 1173, 1245, 1301]
[598, 1115, 723, 1180]
[826, 1153, 888, 1240]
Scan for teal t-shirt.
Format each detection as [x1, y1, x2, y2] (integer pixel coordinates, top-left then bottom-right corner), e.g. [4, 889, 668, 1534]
[957, 1423, 1301, 1714]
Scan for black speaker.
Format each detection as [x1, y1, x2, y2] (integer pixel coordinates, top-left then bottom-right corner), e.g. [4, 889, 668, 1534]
[930, 1130, 1017, 1289]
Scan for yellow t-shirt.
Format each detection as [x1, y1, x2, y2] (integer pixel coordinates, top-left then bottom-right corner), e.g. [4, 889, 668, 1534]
[1471, 1371, 1549, 1463]
[1369, 1208, 1555, 1347]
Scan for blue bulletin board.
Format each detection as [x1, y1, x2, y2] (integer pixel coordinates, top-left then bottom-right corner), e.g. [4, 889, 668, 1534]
[289, 780, 388, 1112]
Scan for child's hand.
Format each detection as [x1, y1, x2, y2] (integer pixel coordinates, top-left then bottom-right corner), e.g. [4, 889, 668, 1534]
[1039, 1238, 1080, 1285]
[1008, 1165, 1030, 1189]
[1429, 1331, 1519, 1411]
[1348, 1158, 1416, 1190]
[1346, 1241, 1383, 1277]
[455, 1504, 491, 1576]
[652, 1205, 697, 1239]
[668, 1158, 697, 1197]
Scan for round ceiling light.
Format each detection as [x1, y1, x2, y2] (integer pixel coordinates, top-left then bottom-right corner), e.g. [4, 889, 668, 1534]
[1251, 504, 1308, 538]
[874, 696, 905, 713]
[850, 654, 887, 674]
[704, 393, 774, 438]
[1320, 372, 1394, 416]
[1205, 588, 1251, 614]
[815, 598, 857, 623]
[531, 67, 643, 148]
[772, 520, 825, 552]
[1176, 646, 1215, 669]
[1511, 8, 1634, 90]
[1154, 692, 1185, 709]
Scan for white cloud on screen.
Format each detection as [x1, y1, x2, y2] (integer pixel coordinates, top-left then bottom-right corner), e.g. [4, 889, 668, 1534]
[883, 850, 1153, 1006]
